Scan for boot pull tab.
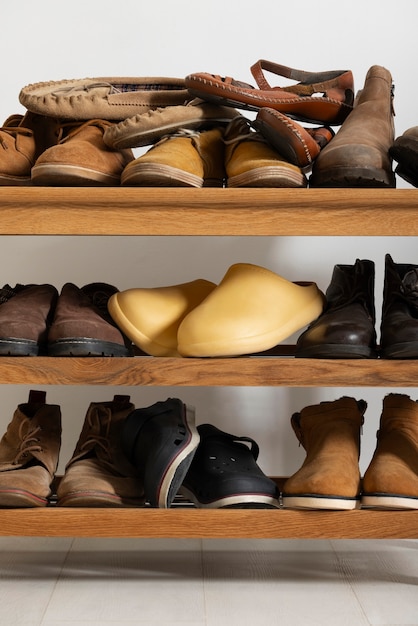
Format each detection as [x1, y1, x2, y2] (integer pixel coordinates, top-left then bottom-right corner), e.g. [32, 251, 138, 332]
[113, 394, 131, 406]
[28, 390, 46, 405]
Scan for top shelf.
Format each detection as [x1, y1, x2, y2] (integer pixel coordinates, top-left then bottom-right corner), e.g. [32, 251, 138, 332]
[1, 187, 418, 236]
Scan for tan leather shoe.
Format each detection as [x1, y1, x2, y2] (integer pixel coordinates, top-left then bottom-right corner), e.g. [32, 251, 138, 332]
[108, 279, 216, 356]
[177, 263, 325, 357]
[121, 127, 225, 187]
[224, 117, 307, 187]
[31, 119, 134, 186]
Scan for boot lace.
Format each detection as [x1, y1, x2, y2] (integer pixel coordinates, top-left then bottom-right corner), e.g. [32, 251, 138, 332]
[79, 408, 113, 465]
[223, 116, 269, 147]
[13, 423, 42, 464]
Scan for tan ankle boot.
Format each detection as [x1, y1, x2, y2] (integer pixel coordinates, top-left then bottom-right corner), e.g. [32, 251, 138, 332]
[224, 117, 307, 187]
[0, 390, 61, 507]
[310, 65, 395, 187]
[121, 127, 225, 187]
[362, 394, 418, 509]
[282, 396, 366, 509]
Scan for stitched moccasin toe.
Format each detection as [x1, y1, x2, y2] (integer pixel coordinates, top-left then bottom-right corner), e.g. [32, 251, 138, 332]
[57, 395, 145, 507]
[104, 101, 239, 150]
[121, 127, 225, 187]
[48, 282, 133, 356]
[177, 263, 325, 357]
[0, 390, 61, 507]
[180, 424, 280, 509]
[185, 60, 354, 125]
[20, 76, 191, 121]
[224, 116, 307, 187]
[121, 397, 200, 508]
[108, 279, 216, 357]
[31, 119, 134, 186]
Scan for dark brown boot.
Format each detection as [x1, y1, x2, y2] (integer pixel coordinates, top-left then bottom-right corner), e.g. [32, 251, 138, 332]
[0, 390, 61, 507]
[310, 65, 396, 187]
[362, 394, 418, 509]
[47, 282, 133, 356]
[0, 111, 60, 185]
[0, 283, 58, 355]
[380, 254, 418, 358]
[295, 259, 377, 358]
[57, 395, 144, 507]
[390, 126, 418, 187]
[282, 396, 366, 510]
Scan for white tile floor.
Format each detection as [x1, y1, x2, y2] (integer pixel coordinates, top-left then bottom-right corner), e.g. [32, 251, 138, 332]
[0, 537, 417, 625]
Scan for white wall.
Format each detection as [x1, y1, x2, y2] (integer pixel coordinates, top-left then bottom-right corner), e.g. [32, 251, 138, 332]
[0, 0, 417, 475]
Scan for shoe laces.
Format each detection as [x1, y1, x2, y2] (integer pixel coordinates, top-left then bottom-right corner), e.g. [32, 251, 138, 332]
[0, 126, 33, 149]
[13, 422, 43, 465]
[79, 408, 113, 464]
[51, 81, 116, 97]
[223, 116, 269, 147]
[56, 119, 111, 144]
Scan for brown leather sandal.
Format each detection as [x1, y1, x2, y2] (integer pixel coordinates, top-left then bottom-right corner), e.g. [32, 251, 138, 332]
[254, 108, 334, 168]
[185, 60, 354, 125]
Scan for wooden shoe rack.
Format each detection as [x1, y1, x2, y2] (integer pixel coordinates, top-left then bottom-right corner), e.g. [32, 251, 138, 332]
[0, 186, 417, 539]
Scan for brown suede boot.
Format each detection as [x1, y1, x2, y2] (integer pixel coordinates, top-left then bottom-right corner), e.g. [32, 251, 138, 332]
[282, 396, 366, 509]
[0, 283, 58, 355]
[57, 395, 145, 507]
[47, 282, 133, 356]
[121, 127, 225, 187]
[0, 111, 60, 185]
[310, 65, 396, 187]
[362, 394, 418, 509]
[224, 116, 307, 187]
[0, 390, 61, 507]
[31, 119, 134, 186]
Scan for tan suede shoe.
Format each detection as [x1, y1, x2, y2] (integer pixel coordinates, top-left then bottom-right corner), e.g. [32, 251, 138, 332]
[177, 263, 325, 357]
[108, 279, 216, 356]
[224, 116, 307, 187]
[31, 119, 134, 186]
[121, 127, 225, 187]
[0, 390, 61, 507]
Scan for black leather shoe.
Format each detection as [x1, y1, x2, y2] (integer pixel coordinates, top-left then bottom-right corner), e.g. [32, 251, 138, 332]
[380, 254, 418, 358]
[295, 259, 377, 358]
[121, 398, 200, 508]
[179, 424, 280, 508]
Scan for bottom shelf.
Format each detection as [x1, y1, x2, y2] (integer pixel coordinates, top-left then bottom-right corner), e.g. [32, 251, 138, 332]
[0, 507, 416, 539]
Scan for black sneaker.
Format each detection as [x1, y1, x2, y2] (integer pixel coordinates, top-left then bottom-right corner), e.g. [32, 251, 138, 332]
[121, 397, 199, 508]
[179, 424, 280, 508]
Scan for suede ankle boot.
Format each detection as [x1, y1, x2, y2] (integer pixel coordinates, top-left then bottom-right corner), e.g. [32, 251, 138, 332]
[310, 65, 396, 187]
[362, 394, 418, 509]
[31, 119, 134, 186]
[223, 116, 307, 187]
[121, 127, 225, 187]
[0, 283, 58, 356]
[57, 395, 144, 507]
[0, 390, 61, 507]
[282, 396, 366, 510]
[0, 111, 60, 185]
[295, 259, 377, 358]
[380, 254, 418, 358]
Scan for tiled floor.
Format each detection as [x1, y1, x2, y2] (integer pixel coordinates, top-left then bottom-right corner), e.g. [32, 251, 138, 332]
[0, 537, 417, 625]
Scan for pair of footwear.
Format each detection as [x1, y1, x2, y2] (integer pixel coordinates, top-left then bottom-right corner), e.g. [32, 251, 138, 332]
[0, 114, 135, 186]
[296, 254, 418, 359]
[282, 394, 418, 511]
[120, 117, 309, 188]
[0, 282, 132, 357]
[0, 391, 144, 507]
[108, 263, 325, 357]
[122, 397, 279, 508]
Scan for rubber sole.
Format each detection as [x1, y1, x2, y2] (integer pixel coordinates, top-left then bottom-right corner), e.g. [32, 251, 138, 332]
[47, 338, 133, 357]
[179, 485, 280, 509]
[227, 166, 307, 188]
[282, 494, 361, 510]
[310, 166, 396, 188]
[361, 493, 418, 510]
[121, 163, 203, 187]
[0, 487, 48, 507]
[295, 343, 378, 359]
[31, 163, 121, 186]
[57, 491, 145, 508]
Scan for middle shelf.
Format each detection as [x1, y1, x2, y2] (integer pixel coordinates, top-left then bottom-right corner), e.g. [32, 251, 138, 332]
[0, 355, 416, 386]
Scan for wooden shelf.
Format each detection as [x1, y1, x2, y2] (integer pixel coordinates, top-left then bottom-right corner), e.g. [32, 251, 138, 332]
[0, 355, 417, 387]
[0, 187, 417, 236]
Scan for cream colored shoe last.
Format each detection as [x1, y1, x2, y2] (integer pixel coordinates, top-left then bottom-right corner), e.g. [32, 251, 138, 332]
[177, 263, 325, 357]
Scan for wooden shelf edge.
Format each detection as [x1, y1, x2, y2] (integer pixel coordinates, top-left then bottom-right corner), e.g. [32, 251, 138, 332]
[0, 508, 416, 539]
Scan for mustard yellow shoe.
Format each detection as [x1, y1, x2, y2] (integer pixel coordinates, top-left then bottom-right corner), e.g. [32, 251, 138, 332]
[107, 279, 216, 357]
[121, 127, 225, 187]
[224, 117, 307, 187]
[177, 263, 325, 357]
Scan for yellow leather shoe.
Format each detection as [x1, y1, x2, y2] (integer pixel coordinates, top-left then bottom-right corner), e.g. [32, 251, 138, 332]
[121, 127, 225, 187]
[107, 279, 216, 357]
[224, 116, 307, 187]
[177, 263, 325, 357]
